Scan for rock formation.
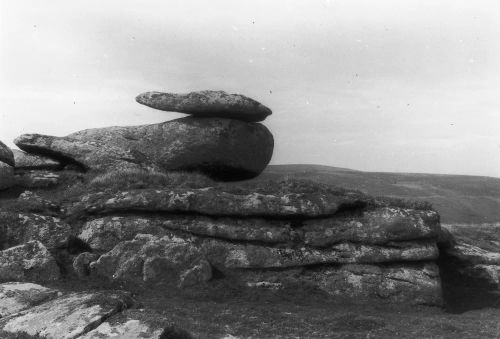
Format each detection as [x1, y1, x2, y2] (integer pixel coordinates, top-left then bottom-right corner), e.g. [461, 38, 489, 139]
[5, 89, 494, 336]
[70, 184, 443, 306]
[15, 117, 274, 180]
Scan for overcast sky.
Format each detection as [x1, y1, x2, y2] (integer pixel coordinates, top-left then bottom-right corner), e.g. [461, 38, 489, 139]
[1, 0, 499, 177]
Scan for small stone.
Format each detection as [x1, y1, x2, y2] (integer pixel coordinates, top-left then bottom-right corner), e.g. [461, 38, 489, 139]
[73, 252, 100, 278]
[178, 259, 213, 289]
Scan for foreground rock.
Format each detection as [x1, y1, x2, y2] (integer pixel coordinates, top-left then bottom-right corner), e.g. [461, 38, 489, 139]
[15, 117, 274, 180]
[0, 282, 59, 317]
[12, 149, 61, 170]
[0, 241, 60, 282]
[136, 90, 272, 122]
[81, 309, 193, 339]
[0, 291, 133, 338]
[0, 140, 14, 167]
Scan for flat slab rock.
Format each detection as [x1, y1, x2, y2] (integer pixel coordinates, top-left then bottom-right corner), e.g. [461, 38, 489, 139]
[72, 187, 371, 218]
[0, 241, 60, 283]
[0, 282, 59, 317]
[0, 291, 133, 339]
[78, 207, 439, 252]
[136, 90, 272, 122]
[80, 309, 192, 339]
[14, 117, 274, 180]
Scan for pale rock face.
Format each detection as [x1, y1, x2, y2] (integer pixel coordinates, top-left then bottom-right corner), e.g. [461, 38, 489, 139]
[0, 241, 60, 282]
[0, 291, 133, 339]
[135, 90, 272, 122]
[0, 140, 14, 167]
[0, 162, 15, 191]
[441, 224, 500, 289]
[0, 282, 59, 317]
[14, 117, 274, 180]
[12, 149, 61, 170]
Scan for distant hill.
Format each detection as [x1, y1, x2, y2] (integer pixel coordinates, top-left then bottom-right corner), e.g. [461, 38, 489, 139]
[254, 164, 500, 224]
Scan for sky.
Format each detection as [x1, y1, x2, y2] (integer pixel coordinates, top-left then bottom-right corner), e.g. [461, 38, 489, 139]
[1, 0, 499, 177]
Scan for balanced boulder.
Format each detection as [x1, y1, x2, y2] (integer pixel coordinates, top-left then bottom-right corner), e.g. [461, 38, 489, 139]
[136, 90, 272, 122]
[15, 117, 274, 180]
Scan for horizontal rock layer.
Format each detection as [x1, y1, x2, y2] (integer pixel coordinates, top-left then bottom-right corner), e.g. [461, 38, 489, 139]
[72, 187, 371, 218]
[136, 90, 272, 122]
[15, 117, 274, 180]
[78, 207, 439, 252]
[89, 233, 437, 280]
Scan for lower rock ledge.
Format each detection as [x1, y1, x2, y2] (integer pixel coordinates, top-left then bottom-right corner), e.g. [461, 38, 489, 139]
[238, 262, 443, 306]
